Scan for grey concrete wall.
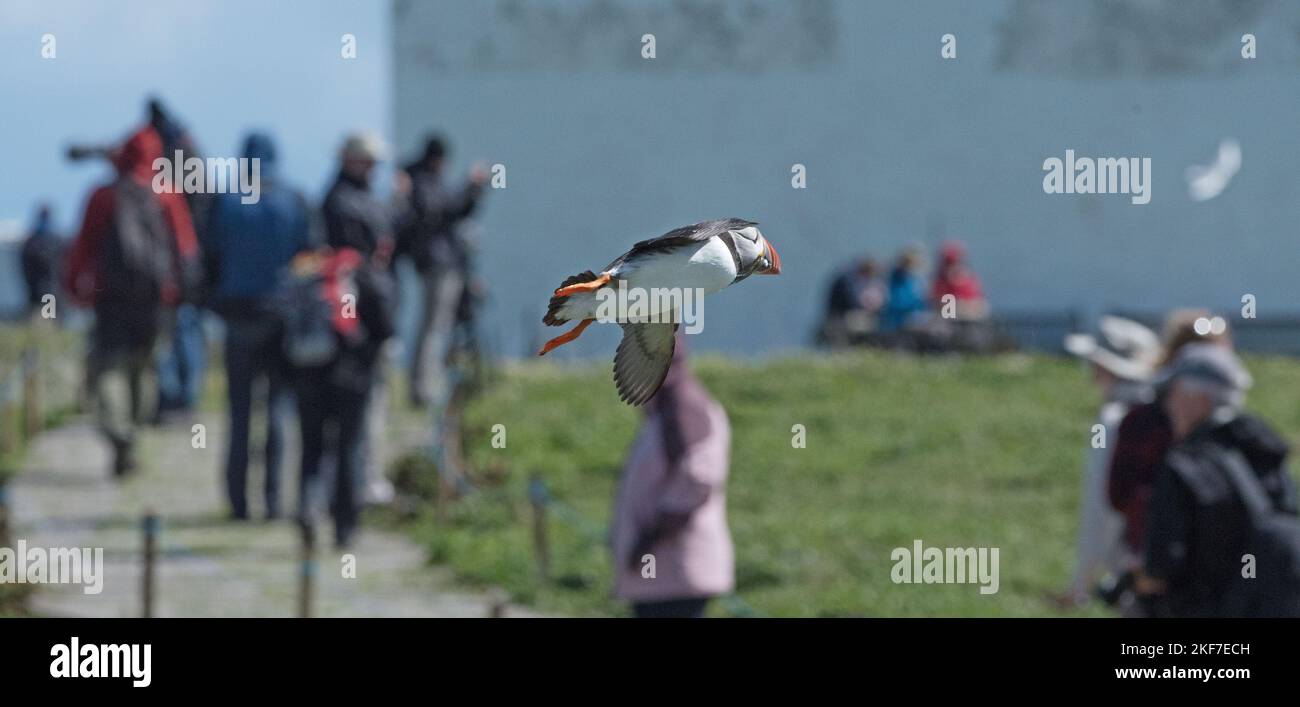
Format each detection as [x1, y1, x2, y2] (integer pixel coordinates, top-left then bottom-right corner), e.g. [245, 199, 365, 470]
[392, 0, 1300, 357]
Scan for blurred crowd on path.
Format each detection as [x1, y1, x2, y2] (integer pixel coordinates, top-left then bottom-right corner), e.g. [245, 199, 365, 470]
[20, 98, 488, 551]
[18, 98, 737, 618]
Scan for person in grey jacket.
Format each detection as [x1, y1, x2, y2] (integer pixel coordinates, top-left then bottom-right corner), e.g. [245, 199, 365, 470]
[322, 132, 399, 504]
[394, 135, 488, 408]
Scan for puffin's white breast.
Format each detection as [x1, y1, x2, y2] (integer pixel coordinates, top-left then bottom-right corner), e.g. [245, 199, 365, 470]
[614, 237, 737, 295]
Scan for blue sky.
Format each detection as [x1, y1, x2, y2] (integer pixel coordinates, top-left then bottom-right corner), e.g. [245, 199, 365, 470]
[0, 0, 390, 238]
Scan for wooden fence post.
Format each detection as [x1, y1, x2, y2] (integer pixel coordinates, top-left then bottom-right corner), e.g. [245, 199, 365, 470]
[0, 397, 16, 461]
[0, 485, 10, 551]
[487, 588, 508, 618]
[528, 474, 550, 586]
[141, 510, 158, 618]
[22, 349, 40, 440]
[298, 521, 316, 618]
[435, 463, 452, 525]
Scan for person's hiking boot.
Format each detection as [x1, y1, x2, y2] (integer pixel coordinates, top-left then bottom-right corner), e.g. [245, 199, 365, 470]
[111, 439, 138, 478]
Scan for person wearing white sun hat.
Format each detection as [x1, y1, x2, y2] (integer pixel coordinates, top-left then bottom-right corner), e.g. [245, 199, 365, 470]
[1053, 316, 1161, 608]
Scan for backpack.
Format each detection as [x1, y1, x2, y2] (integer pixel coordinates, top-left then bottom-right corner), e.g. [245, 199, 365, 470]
[1219, 450, 1300, 617]
[96, 179, 176, 342]
[276, 248, 363, 368]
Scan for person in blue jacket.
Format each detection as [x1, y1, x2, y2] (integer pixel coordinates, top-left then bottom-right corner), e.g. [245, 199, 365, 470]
[204, 132, 314, 520]
[881, 247, 928, 332]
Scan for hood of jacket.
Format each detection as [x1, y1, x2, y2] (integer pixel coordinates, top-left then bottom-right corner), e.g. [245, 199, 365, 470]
[113, 126, 163, 183]
[242, 132, 278, 180]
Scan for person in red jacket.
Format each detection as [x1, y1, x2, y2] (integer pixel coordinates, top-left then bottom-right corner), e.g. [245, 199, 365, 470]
[64, 127, 198, 306]
[63, 126, 198, 476]
[930, 240, 988, 320]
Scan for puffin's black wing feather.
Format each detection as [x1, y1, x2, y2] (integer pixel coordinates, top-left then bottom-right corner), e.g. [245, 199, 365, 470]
[613, 322, 678, 406]
[543, 270, 598, 326]
[605, 218, 757, 271]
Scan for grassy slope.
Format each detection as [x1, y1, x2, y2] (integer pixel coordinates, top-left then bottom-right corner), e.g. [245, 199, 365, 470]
[409, 351, 1300, 617]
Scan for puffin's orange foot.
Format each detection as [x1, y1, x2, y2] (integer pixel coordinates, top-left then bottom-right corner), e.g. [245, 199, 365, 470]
[537, 318, 595, 356]
[553, 273, 611, 298]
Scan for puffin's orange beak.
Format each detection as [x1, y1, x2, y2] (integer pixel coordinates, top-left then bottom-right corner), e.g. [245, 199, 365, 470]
[760, 240, 782, 275]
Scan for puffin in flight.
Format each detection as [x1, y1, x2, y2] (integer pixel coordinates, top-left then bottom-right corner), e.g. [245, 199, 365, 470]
[539, 218, 781, 405]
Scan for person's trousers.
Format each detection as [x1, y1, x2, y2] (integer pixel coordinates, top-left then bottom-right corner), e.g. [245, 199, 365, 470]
[360, 348, 391, 496]
[86, 341, 156, 450]
[409, 265, 465, 405]
[223, 314, 290, 519]
[295, 375, 369, 547]
[632, 597, 711, 619]
[157, 304, 206, 411]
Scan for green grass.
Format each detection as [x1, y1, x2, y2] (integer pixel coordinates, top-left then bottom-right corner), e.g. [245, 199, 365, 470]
[395, 350, 1300, 617]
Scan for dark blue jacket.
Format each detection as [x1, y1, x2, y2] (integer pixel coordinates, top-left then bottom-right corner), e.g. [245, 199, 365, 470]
[206, 133, 313, 314]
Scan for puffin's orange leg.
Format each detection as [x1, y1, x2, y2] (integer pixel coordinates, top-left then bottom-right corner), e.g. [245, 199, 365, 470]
[554, 273, 611, 298]
[537, 318, 595, 356]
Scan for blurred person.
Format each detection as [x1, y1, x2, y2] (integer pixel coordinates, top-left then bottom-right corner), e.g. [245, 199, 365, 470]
[323, 132, 399, 504]
[611, 334, 733, 618]
[153, 299, 206, 420]
[148, 97, 211, 234]
[206, 133, 313, 521]
[324, 133, 394, 258]
[930, 240, 988, 320]
[149, 99, 209, 420]
[819, 257, 885, 347]
[394, 135, 488, 408]
[63, 126, 199, 476]
[1105, 309, 1232, 615]
[880, 247, 927, 332]
[1137, 344, 1299, 617]
[1107, 313, 1231, 564]
[1052, 316, 1159, 608]
[287, 245, 395, 549]
[20, 203, 62, 317]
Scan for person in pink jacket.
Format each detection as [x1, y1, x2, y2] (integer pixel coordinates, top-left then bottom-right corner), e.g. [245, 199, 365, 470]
[610, 334, 735, 618]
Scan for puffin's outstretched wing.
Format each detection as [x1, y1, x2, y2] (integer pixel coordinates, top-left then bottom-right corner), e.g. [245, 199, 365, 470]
[604, 217, 757, 271]
[613, 321, 679, 406]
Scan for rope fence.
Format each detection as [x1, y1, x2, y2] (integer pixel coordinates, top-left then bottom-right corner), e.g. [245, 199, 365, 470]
[4, 325, 758, 618]
[525, 473, 764, 617]
[0, 342, 78, 584]
[0, 349, 42, 463]
[418, 449, 761, 617]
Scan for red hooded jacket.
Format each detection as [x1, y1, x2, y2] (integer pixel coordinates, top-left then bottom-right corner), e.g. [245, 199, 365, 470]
[930, 241, 985, 302]
[63, 126, 198, 307]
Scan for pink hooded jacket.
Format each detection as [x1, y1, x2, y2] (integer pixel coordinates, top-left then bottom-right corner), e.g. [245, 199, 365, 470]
[610, 337, 734, 602]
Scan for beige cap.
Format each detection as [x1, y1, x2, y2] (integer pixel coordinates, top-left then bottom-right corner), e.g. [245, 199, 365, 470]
[340, 132, 388, 162]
